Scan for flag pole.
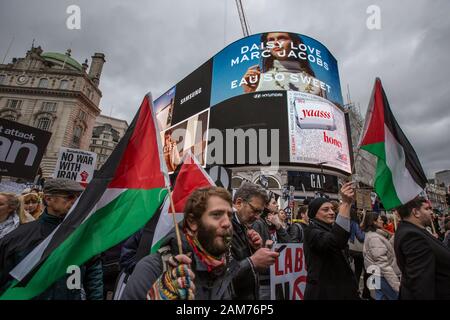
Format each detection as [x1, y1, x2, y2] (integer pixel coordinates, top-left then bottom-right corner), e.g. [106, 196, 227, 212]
[167, 186, 183, 255]
[393, 211, 398, 231]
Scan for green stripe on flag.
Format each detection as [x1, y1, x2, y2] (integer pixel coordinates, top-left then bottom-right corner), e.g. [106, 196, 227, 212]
[361, 142, 385, 160]
[1, 188, 167, 300]
[150, 237, 166, 254]
[373, 158, 402, 210]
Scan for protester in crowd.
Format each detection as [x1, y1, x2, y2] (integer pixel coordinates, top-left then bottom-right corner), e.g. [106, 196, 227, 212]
[288, 205, 309, 243]
[303, 182, 359, 300]
[122, 187, 238, 300]
[0, 178, 103, 300]
[348, 207, 367, 298]
[380, 215, 395, 235]
[362, 211, 401, 300]
[252, 194, 290, 299]
[253, 195, 290, 245]
[22, 192, 44, 220]
[431, 210, 444, 240]
[0, 193, 27, 239]
[394, 197, 450, 299]
[0, 193, 19, 239]
[278, 209, 288, 230]
[231, 182, 279, 300]
[241, 32, 325, 98]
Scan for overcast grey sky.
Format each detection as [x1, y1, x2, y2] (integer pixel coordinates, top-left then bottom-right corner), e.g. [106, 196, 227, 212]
[1, 0, 449, 177]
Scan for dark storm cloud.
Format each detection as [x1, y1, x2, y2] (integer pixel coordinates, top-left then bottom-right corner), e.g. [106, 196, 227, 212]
[1, 0, 448, 176]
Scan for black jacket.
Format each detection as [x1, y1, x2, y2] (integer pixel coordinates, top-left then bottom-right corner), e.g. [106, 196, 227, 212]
[394, 221, 450, 300]
[0, 209, 103, 300]
[121, 227, 239, 300]
[288, 222, 307, 243]
[230, 212, 259, 300]
[303, 218, 359, 300]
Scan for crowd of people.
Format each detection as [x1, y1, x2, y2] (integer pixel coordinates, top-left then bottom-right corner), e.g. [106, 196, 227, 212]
[1, 178, 449, 300]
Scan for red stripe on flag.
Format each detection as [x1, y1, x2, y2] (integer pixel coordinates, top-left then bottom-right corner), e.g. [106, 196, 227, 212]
[109, 96, 166, 189]
[360, 78, 385, 146]
[171, 153, 215, 213]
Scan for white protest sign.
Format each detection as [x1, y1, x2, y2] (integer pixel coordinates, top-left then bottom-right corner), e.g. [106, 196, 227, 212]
[270, 243, 307, 300]
[53, 147, 97, 184]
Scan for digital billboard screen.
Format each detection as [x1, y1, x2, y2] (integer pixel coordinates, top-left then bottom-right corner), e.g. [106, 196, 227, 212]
[151, 32, 351, 174]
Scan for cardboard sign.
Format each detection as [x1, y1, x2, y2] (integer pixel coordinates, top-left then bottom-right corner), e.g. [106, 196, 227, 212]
[270, 243, 307, 300]
[0, 118, 51, 179]
[53, 147, 97, 184]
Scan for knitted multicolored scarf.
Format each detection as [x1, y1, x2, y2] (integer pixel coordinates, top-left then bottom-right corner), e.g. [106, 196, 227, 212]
[185, 232, 226, 273]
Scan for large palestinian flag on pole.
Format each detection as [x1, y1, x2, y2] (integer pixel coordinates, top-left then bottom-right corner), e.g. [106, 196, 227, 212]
[359, 78, 427, 210]
[1, 94, 169, 300]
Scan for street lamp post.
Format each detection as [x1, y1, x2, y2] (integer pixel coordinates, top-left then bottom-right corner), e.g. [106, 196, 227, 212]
[317, 161, 328, 198]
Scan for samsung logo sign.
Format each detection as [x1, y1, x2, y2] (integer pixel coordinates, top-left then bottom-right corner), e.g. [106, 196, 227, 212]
[180, 88, 202, 105]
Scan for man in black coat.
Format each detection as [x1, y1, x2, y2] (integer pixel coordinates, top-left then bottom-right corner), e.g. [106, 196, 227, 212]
[394, 197, 450, 300]
[303, 182, 359, 300]
[231, 182, 279, 300]
[0, 178, 103, 300]
[122, 187, 239, 300]
[252, 195, 291, 299]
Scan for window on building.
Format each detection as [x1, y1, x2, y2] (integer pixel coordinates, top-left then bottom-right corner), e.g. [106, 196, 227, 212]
[59, 80, 69, 90]
[103, 134, 110, 140]
[37, 117, 51, 131]
[6, 99, 22, 110]
[38, 78, 49, 88]
[3, 115, 16, 121]
[0, 75, 5, 84]
[78, 110, 87, 121]
[42, 101, 57, 112]
[254, 176, 281, 189]
[74, 126, 82, 137]
[102, 141, 109, 146]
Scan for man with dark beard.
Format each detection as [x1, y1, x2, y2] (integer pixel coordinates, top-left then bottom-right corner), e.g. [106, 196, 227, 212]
[122, 187, 238, 300]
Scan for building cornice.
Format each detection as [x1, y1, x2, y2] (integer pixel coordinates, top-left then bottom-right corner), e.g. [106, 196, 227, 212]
[0, 85, 101, 114]
[0, 67, 102, 96]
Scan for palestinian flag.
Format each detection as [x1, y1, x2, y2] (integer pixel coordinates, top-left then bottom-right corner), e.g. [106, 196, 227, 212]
[1, 94, 169, 300]
[150, 152, 215, 253]
[359, 78, 427, 210]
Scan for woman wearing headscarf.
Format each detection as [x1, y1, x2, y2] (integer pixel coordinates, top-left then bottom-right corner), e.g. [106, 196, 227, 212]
[303, 182, 359, 300]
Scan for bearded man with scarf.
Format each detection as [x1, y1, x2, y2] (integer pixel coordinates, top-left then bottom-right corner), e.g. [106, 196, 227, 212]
[303, 182, 359, 300]
[122, 187, 239, 300]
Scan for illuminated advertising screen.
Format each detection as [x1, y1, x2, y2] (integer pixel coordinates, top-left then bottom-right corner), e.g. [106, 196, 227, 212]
[287, 91, 351, 173]
[210, 32, 343, 108]
[152, 32, 351, 174]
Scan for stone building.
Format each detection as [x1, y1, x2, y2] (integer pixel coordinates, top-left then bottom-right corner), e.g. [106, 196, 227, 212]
[89, 114, 128, 170]
[0, 45, 106, 178]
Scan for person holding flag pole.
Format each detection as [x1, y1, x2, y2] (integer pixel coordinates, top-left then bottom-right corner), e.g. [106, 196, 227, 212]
[121, 152, 239, 300]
